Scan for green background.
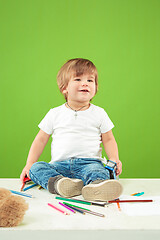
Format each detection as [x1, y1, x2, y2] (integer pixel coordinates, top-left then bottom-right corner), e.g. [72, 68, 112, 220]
[0, 0, 159, 178]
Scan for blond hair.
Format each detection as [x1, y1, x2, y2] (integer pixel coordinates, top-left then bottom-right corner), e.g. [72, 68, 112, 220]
[57, 58, 98, 100]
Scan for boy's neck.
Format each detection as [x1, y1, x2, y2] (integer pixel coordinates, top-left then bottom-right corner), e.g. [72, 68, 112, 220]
[65, 101, 90, 111]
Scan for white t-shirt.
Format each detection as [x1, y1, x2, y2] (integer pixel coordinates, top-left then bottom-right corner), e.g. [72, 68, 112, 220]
[38, 103, 114, 164]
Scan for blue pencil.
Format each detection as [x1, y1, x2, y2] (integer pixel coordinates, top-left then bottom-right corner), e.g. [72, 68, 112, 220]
[10, 190, 33, 198]
[134, 192, 144, 196]
[23, 183, 38, 191]
[63, 203, 85, 214]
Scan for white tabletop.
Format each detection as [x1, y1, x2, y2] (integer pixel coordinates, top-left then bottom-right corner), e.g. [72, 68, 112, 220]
[0, 178, 160, 240]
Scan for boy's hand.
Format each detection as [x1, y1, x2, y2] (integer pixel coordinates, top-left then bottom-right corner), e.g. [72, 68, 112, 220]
[114, 159, 122, 176]
[20, 164, 32, 183]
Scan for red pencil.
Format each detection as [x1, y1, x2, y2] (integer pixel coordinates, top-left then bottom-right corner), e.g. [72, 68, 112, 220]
[20, 175, 32, 191]
[48, 203, 70, 215]
[20, 182, 25, 191]
[108, 199, 153, 203]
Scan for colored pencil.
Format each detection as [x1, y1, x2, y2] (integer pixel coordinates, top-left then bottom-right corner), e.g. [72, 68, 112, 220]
[23, 175, 31, 183]
[117, 202, 121, 211]
[134, 192, 144, 196]
[115, 198, 121, 211]
[20, 182, 25, 191]
[131, 192, 139, 196]
[63, 203, 85, 214]
[23, 183, 38, 191]
[108, 199, 153, 203]
[10, 190, 33, 198]
[59, 202, 76, 213]
[55, 196, 106, 207]
[74, 207, 105, 217]
[48, 203, 69, 215]
[63, 202, 105, 217]
[63, 202, 90, 211]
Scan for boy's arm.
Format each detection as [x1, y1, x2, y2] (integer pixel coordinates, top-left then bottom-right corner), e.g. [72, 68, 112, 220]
[102, 130, 122, 175]
[20, 129, 50, 182]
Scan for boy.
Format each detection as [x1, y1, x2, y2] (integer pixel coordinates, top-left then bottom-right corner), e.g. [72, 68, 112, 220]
[20, 58, 123, 201]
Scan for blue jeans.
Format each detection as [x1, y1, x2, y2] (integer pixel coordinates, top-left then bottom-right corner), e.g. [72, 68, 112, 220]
[29, 158, 110, 190]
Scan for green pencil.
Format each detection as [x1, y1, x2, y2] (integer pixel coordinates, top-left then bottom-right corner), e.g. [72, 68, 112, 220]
[56, 196, 91, 205]
[63, 202, 105, 217]
[63, 202, 90, 211]
[55, 196, 106, 207]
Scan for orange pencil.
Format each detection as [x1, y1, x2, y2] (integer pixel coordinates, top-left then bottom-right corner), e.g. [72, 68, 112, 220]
[115, 198, 121, 211]
[131, 192, 139, 196]
[117, 202, 121, 211]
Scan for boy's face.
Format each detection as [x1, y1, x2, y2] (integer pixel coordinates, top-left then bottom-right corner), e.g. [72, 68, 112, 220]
[63, 73, 96, 104]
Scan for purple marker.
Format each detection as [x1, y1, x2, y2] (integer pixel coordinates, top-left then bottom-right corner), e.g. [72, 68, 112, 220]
[59, 202, 76, 213]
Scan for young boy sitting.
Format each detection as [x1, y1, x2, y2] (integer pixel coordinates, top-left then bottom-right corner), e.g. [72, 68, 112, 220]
[20, 58, 123, 201]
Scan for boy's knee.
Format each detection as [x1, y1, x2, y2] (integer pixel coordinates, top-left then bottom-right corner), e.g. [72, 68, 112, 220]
[84, 166, 110, 183]
[30, 161, 47, 173]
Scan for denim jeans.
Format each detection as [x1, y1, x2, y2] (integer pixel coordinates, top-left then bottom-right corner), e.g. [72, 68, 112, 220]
[29, 158, 110, 190]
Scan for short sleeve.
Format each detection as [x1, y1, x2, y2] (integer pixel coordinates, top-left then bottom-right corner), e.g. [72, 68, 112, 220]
[38, 109, 53, 135]
[100, 109, 114, 133]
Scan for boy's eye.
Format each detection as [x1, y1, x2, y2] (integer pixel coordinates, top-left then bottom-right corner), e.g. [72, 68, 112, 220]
[74, 78, 94, 82]
[88, 79, 94, 82]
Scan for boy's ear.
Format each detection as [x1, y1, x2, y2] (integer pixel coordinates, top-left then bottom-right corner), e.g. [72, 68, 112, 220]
[62, 87, 68, 94]
[62, 89, 67, 94]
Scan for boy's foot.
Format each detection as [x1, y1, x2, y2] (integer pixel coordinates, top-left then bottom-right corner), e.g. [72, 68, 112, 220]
[82, 179, 123, 201]
[48, 176, 84, 198]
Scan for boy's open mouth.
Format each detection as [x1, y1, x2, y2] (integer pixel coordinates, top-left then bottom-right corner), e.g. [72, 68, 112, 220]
[79, 89, 89, 92]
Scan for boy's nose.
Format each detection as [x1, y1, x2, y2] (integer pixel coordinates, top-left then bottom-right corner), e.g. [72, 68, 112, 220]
[82, 81, 88, 86]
